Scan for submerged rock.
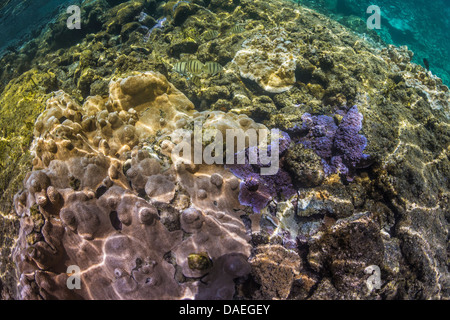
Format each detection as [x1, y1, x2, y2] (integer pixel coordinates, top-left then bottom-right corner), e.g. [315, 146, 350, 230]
[285, 143, 325, 187]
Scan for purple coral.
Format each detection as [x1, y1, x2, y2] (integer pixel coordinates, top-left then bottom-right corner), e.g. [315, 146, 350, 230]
[238, 174, 273, 213]
[227, 132, 296, 213]
[333, 105, 370, 169]
[143, 17, 167, 43]
[289, 105, 371, 181]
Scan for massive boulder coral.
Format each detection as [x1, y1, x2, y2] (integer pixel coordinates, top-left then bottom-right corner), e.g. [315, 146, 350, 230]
[32, 71, 196, 168]
[12, 72, 256, 300]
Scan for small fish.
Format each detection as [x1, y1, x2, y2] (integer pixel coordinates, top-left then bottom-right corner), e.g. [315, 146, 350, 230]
[187, 59, 204, 74]
[423, 58, 430, 71]
[202, 30, 219, 41]
[203, 61, 222, 76]
[230, 25, 245, 34]
[190, 75, 202, 87]
[143, 17, 168, 43]
[173, 61, 189, 74]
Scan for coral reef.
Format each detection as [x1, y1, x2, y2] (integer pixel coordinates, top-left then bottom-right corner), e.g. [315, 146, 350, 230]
[284, 143, 325, 187]
[12, 72, 254, 299]
[227, 131, 296, 213]
[0, 0, 449, 300]
[298, 0, 450, 87]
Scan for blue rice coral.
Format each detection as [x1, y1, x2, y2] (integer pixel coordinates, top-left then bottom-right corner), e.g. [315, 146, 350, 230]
[288, 105, 372, 181]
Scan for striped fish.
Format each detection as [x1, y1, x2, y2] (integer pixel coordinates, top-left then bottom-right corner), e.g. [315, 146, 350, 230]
[203, 61, 222, 76]
[230, 25, 245, 34]
[173, 61, 189, 74]
[187, 59, 204, 74]
[202, 30, 219, 41]
[190, 75, 202, 87]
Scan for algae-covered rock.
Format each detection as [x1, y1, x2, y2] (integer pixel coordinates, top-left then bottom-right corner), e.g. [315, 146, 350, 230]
[169, 40, 199, 58]
[250, 245, 301, 299]
[188, 252, 213, 270]
[285, 143, 325, 188]
[0, 69, 55, 214]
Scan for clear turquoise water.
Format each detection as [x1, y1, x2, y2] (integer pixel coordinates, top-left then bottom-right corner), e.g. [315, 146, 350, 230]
[293, 0, 450, 85]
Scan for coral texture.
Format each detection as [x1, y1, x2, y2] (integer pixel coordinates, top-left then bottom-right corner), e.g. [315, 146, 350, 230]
[12, 72, 254, 299]
[227, 131, 296, 213]
[289, 106, 371, 181]
[0, 0, 449, 301]
[232, 27, 299, 93]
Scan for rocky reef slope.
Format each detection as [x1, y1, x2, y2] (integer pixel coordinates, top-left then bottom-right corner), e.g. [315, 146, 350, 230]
[0, 0, 449, 299]
[296, 0, 450, 87]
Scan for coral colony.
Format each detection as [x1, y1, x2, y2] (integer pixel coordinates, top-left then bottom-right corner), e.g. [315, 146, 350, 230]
[0, 0, 449, 301]
[288, 105, 372, 181]
[171, 123, 282, 176]
[226, 131, 295, 213]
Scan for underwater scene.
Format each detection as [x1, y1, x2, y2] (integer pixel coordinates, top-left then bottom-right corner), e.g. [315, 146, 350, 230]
[0, 0, 449, 301]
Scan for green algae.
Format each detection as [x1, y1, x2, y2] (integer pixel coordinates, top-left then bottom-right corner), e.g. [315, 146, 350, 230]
[0, 69, 55, 214]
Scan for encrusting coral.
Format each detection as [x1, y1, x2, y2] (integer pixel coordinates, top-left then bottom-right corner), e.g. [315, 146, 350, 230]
[226, 131, 296, 213]
[287, 105, 372, 181]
